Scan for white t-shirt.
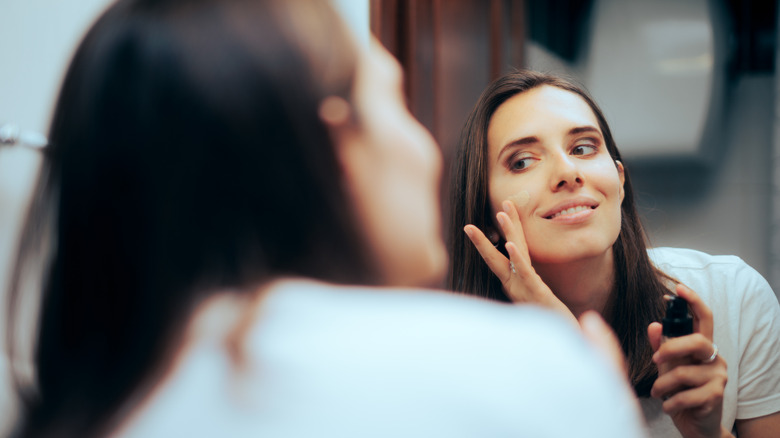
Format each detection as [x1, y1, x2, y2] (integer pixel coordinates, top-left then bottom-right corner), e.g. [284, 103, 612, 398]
[642, 247, 780, 437]
[115, 280, 647, 437]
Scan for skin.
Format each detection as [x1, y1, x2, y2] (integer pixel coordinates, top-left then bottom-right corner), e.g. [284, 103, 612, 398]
[734, 413, 780, 438]
[463, 85, 757, 438]
[467, 85, 626, 319]
[332, 40, 447, 288]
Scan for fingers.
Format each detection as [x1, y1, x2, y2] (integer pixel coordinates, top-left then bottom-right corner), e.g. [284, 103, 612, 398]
[651, 360, 728, 400]
[659, 377, 726, 418]
[468, 198, 534, 291]
[504, 242, 534, 280]
[463, 225, 510, 283]
[497, 200, 529, 258]
[649, 286, 726, 435]
[648, 322, 663, 352]
[675, 283, 713, 340]
[580, 311, 628, 378]
[465, 204, 570, 318]
[653, 333, 721, 365]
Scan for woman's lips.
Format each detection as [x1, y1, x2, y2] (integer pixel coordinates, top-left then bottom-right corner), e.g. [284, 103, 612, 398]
[542, 197, 599, 219]
[546, 205, 596, 224]
[547, 205, 593, 219]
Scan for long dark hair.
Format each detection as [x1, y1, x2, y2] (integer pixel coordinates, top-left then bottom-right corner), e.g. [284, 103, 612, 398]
[447, 70, 670, 396]
[7, 0, 373, 436]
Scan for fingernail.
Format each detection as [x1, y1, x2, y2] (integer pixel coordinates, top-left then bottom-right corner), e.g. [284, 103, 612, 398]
[463, 227, 472, 238]
[503, 202, 512, 214]
[497, 215, 505, 227]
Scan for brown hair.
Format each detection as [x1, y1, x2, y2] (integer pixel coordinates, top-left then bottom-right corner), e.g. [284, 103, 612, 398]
[7, 0, 367, 436]
[447, 70, 670, 396]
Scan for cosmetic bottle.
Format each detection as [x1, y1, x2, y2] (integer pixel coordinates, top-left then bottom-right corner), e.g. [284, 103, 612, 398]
[659, 296, 694, 374]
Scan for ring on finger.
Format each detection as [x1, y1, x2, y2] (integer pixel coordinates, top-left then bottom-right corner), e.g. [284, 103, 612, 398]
[702, 343, 718, 364]
[509, 261, 517, 274]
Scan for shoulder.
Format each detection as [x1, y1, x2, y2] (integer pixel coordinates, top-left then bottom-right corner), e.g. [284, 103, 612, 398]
[258, 279, 587, 359]
[117, 280, 648, 437]
[647, 247, 774, 304]
[244, 280, 647, 437]
[648, 246, 748, 272]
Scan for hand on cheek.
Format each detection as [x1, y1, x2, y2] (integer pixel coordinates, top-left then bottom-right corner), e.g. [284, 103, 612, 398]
[464, 200, 576, 325]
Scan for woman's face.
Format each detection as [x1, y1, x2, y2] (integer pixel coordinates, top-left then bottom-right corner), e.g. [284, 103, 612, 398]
[338, 41, 447, 287]
[486, 85, 625, 266]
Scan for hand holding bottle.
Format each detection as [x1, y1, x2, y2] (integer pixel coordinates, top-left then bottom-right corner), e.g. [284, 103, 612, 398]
[648, 284, 730, 438]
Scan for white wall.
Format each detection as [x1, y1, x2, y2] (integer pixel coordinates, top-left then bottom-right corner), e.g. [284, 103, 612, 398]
[0, 0, 114, 432]
[0, 0, 114, 297]
[0, 0, 113, 133]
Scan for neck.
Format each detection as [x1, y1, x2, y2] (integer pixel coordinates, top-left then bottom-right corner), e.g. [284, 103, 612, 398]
[533, 250, 615, 319]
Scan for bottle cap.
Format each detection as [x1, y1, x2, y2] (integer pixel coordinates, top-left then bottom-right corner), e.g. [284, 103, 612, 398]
[662, 296, 693, 337]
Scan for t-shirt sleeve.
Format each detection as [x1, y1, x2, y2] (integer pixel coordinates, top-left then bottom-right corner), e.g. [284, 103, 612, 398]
[734, 262, 780, 419]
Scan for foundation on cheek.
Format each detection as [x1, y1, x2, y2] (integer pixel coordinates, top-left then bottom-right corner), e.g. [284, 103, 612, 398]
[507, 190, 530, 209]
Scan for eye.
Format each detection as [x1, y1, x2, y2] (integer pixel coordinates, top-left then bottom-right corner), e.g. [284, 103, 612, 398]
[572, 143, 598, 156]
[509, 155, 538, 172]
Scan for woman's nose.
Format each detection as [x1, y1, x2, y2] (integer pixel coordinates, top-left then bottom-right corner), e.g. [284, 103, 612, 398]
[551, 155, 583, 190]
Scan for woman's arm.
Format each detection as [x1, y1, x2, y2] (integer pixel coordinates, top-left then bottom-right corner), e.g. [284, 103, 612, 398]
[736, 412, 780, 438]
[735, 412, 780, 438]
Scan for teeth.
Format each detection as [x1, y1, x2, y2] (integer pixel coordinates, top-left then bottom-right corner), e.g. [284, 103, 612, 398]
[550, 205, 590, 219]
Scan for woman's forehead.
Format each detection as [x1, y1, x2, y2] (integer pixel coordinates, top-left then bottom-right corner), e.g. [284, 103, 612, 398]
[488, 86, 600, 146]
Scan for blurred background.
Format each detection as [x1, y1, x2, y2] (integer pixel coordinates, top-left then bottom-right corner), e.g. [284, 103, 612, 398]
[0, 0, 778, 431]
[371, 0, 780, 300]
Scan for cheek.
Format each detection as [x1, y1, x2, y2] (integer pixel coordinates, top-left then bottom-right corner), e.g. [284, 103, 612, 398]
[487, 182, 537, 232]
[489, 173, 534, 208]
[591, 160, 622, 187]
[508, 190, 530, 209]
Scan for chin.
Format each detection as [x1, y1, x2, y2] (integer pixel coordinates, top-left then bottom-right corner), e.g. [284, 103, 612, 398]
[530, 242, 613, 265]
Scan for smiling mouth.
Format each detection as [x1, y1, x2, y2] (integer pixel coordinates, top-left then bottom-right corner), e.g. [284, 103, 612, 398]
[545, 205, 595, 219]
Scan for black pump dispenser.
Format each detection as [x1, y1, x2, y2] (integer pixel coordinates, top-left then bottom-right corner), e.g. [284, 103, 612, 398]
[662, 296, 693, 338]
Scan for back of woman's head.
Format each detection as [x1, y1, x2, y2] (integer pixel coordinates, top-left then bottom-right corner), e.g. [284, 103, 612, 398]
[8, 0, 373, 435]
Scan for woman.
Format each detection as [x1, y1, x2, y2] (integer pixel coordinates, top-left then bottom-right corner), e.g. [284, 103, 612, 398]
[5, 1, 647, 437]
[448, 70, 780, 437]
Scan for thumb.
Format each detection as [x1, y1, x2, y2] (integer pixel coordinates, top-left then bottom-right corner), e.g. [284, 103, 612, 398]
[647, 322, 663, 352]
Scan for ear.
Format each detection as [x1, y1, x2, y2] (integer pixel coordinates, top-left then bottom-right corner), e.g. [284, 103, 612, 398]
[615, 160, 626, 202]
[320, 96, 359, 175]
[319, 96, 351, 126]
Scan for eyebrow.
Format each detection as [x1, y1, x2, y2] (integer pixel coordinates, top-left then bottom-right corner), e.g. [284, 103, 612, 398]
[496, 125, 601, 163]
[568, 126, 600, 136]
